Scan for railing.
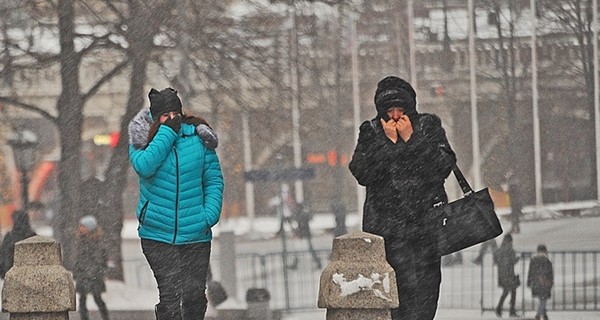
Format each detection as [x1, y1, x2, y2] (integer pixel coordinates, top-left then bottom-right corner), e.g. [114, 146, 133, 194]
[440, 250, 600, 313]
[122, 249, 600, 312]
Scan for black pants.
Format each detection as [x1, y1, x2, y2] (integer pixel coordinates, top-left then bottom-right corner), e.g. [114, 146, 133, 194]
[497, 287, 517, 314]
[79, 292, 110, 320]
[385, 235, 441, 320]
[142, 239, 211, 320]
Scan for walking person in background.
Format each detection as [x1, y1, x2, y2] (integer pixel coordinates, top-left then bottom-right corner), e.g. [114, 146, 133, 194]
[275, 183, 298, 237]
[75, 215, 110, 320]
[349, 76, 456, 320]
[528, 244, 554, 320]
[294, 202, 322, 269]
[0, 210, 37, 279]
[494, 234, 520, 317]
[129, 87, 223, 320]
[331, 199, 347, 237]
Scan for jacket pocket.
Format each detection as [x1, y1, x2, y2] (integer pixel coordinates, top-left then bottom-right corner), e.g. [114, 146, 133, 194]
[138, 200, 150, 227]
[204, 216, 211, 235]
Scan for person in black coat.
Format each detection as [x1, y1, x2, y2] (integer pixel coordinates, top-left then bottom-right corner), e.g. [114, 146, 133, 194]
[75, 215, 110, 320]
[494, 234, 520, 317]
[349, 76, 456, 320]
[527, 244, 553, 320]
[0, 210, 36, 279]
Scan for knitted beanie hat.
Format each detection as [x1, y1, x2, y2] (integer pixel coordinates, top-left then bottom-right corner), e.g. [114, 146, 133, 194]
[149, 87, 183, 120]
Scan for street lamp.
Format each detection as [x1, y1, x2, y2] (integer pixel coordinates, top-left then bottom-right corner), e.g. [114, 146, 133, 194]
[7, 129, 39, 211]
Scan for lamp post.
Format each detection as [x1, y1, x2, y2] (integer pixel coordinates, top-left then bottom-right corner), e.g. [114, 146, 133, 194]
[7, 130, 39, 211]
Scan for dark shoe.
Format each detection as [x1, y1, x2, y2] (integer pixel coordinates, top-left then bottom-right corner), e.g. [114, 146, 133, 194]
[534, 315, 541, 320]
[509, 311, 518, 317]
[495, 307, 502, 317]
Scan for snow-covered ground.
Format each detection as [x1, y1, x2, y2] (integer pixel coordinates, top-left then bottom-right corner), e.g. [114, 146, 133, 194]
[3, 213, 600, 319]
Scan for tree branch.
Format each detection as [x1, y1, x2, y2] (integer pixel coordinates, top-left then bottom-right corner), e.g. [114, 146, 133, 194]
[0, 96, 57, 124]
[82, 58, 130, 103]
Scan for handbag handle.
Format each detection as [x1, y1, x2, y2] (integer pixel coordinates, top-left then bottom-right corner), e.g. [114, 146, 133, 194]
[452, 164, 475, 196]
[438, 142, 475, 196]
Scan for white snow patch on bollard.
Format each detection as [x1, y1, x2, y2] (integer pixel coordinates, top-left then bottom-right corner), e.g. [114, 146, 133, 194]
[332, 272, 392, 301]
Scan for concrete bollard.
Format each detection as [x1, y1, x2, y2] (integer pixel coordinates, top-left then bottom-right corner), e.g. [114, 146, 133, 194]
[318, 231, 398, 320]
[1, 235, 76, 320]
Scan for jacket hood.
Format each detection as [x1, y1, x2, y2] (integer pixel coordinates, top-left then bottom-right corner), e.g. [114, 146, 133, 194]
[128, 108, 153, 150]
[128, 108, 219, 150]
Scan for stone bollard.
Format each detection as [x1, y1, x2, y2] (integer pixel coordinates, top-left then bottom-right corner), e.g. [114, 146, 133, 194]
[1, 235, 76, 320]
[318, 231, 398, 320]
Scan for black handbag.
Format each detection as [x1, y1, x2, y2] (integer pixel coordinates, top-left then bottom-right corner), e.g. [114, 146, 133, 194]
[432, 163, 503, 256]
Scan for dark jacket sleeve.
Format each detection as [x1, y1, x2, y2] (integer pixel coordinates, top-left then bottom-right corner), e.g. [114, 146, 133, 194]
[349, 120, 402, 186]
[404, 114, 456, 181]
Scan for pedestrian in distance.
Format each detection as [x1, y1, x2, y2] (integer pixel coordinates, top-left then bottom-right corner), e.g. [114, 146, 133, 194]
[349, 76, 457, 320]
[294, 202, 322, 269]
[275, 183, 298, 237]
[0, 210, 37, 279]
[527, 244, 554, 320]
[75, 215, 110, 320]
[331, 198, 347, 237]
[494, 234, 520, 318]
[128, 87, 224, 320]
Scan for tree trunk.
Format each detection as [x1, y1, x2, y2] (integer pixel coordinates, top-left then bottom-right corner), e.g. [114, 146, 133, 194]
[55, 0, 83, 270]
[102, 0, 156, 279]
[103, 54, 148, 280]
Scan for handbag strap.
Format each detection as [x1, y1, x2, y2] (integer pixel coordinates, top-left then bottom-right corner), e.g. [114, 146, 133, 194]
[452, 163, 475, 196]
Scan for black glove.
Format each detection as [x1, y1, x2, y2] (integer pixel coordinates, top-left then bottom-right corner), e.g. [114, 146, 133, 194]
[163, 114, 181, 133]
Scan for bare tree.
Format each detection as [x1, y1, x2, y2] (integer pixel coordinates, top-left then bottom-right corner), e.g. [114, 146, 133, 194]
[0, 0, 129, 268]
[479, 0, 530, 233]
[537, 0, 598, 202]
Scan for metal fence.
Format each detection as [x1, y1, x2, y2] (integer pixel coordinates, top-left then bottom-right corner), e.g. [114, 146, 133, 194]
[479, 251, 600, 313]
[122, 249, 600, 312]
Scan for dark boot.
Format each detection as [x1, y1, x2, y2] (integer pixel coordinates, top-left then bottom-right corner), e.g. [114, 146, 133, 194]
[495, 305, 502, 317]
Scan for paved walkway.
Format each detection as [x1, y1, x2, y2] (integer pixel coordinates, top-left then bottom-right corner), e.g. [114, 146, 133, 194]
[282, 309, 600, 320]
[2, 309, 597, 320]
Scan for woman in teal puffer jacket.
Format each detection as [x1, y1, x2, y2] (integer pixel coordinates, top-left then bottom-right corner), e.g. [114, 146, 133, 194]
[128, 87, 223, 320]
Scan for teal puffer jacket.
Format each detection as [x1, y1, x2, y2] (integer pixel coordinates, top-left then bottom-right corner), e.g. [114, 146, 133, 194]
[129, 117, 223, 245]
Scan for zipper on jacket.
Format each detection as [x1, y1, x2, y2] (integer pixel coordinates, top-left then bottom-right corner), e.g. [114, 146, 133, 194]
[138, 200, 149, 227]
[172, 147, 180, 244]
[205, 217, 210, 235]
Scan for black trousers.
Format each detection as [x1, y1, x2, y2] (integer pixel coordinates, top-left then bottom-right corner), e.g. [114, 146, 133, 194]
[142, 239, 211, 320]
[385, 234, 441, 320]
[79, 292, 110, 320]
[497, 287, 517, 314]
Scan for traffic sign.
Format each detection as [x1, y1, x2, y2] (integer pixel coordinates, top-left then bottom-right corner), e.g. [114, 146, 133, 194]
[244, 167, 315, 182]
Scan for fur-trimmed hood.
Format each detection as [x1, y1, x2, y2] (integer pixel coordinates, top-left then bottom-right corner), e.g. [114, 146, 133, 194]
[128, 108, 218, 150]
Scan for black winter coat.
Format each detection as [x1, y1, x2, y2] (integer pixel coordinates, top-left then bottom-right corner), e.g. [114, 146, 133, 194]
[0, 225, 36, 279]
[74, 231, 108, 295]
[349, 113, 456, 242]
[494, 244, 520, 289]
[527, 254, 553, 298]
